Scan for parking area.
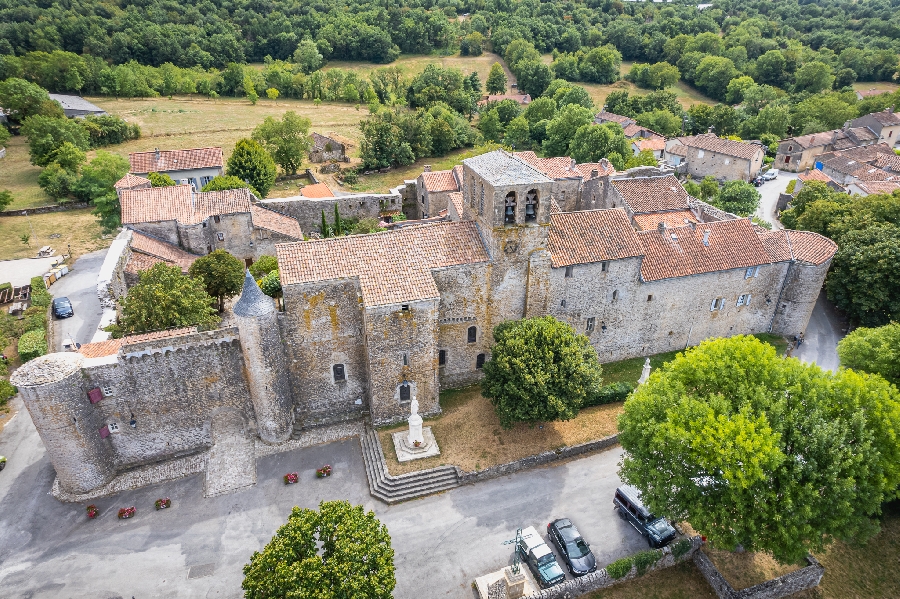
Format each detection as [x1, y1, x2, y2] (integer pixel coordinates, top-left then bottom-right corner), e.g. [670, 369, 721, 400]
[754, 171, 797, 229]
[46, 249, 107, 352]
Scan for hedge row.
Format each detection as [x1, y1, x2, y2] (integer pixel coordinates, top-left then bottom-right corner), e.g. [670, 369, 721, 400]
[18, 328, 48, 362]
[30, 276, 52, 308]
[583, 381, 634, 408]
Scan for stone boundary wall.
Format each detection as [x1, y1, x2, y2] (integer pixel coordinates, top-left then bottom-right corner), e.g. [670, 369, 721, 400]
[523, 536, 702, 599]
[259, 191, 401, 233]
[457, 433, 620, 485]
[693, 550, 824, 599]
[0, 202, 90, 217]
[776, 193, 792, 212]
[92, 229, 132, 343]
[119, 326, 239, 358]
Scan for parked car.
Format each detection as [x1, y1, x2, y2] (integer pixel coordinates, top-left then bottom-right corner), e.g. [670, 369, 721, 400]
[614, 485, 677, 548]
[0, 455, 6, 471]
[52, 297, 73, 319]
[751, 176, 764, 187]
[547, 518, 597, 576]
[761, 169, 779, 181]
[515, 526, 565, 588]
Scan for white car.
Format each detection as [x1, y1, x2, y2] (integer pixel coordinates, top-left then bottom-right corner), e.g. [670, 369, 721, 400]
[761, 169, 779, 181]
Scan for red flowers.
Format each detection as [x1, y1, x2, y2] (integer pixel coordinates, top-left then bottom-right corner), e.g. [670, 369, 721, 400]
[118, 506, 136, 519]
[155, 498, 171, 510]
[316, 465, 332, 478]
[284, 472, 299, 484]
[86, 504, 98, 519]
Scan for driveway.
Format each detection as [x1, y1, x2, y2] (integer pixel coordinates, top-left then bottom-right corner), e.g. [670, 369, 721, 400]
[793, 291, 846, 372]
[754, 171, 797, 230]
[47, 249, 107, 352]
[0, 404, 644, 599]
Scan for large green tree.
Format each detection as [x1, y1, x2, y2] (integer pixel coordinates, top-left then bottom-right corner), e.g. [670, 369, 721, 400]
[251, 111, 312, 175]
[838, 323, 900, 386]
[189, 249, 245, 311]
[242, 501, 395, 599]
[482, 316, 604, 429]
[542, 103, 594, 157]
[618, 335, 900, 564]
[0, 77, 54, 124]
[121, 263, 219, 333]
[226, 138, 277, 197]
[486, 62, 507, 95]
[20, 115, 90, 167]
[75, 150, 129, 231]
[715, 180, 761, 216]
[201, 174, 259, 197]
[569, 122, 629, 164]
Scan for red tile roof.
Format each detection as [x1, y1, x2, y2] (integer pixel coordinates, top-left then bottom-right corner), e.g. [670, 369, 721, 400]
[548, 209, 644, 268]
[79, 327, 198, 358]
[594, 111, 634, 126]
[675, 134, 764, 161]
[276, 221, 489, 306]
[250, 205, 303, 238]
[637, 218, 772, 281]
[851, 181, 900, 195]
[869, 109, 900, 126]
[114, 173, 151, 190]
[757, 230, 794, 263]
[299, 183, 334, 198]
[785, 230, 838, 266]
[129, 147, 223, 174]
[632, 210, 697, 231]
[573, 161, 615, 179]
[667, 143, 689, 157]
[633, 137, 666, 152]
[120, 186, 253, 225]
[798, 169, 834, 183]
[611, 175, 691, 213]
[448, 191, 464, 219]
[421, 170, 460, 192]
[128, 231, 199, 274]
[479, 94, 532, 105]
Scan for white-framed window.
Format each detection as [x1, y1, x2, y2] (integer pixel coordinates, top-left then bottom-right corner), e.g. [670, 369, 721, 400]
[101, 384, 114, 397]
[216, 232, 225, 241]
[586, 317, 595, 332]
[745, 266, 760, 279]
[710, 297, 725, 311]
[737, 294, 752, 307]
[108, 422, 120, 433]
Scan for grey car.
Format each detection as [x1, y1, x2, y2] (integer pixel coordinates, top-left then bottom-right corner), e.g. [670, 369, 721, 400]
[547, 518, 596, 576]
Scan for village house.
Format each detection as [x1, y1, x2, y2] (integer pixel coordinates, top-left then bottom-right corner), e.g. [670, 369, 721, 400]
[846, 180, 900, 196]
[478, 93, 532, 106]
[48, 94, 107, 118]
[772, 115, 892, 172]
[128, 147, 224, 190]
[849, 109, 900, 147]
[594, 111, 667, 154]
[816, 143, 898, 186]
[665, 134, 765, 181]
[794, 168, 844, 194]
[415, 165, 463, 218]
[309, 132, 349, 163]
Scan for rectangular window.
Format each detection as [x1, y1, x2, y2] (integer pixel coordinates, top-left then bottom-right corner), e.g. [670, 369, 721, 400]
[101, 384, 113, 397]
[401, 304, 409, 311]
[467, 326, 477, 343]
[745, 267, 754, 279]
[586, 317, 595, 332]
[402, 353, 409, 366]
[214, 215, 221, 223]
[565, 266, 574, 278]
[737, 294, 747, 307]
[601, 261, 608, 272]
[647, 294, 653, 302]
[476, 353, 486, 369]
[710, 298, 724, 311]
[216, 232, 225, 241]
[438, 350, 446, 366]
[399, 384, 411, 402]
[332, 364, 346, 382]
[745, 294, 752, 305]
[108, 422, 120, 434]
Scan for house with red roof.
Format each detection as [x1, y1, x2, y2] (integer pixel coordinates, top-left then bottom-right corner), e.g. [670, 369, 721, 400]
[128, 147, 224, 190]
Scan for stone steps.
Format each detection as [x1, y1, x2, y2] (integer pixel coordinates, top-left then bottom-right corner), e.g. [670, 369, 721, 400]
[358, 426, 460, 504]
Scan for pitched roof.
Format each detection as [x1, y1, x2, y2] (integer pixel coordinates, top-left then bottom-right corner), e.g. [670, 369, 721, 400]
[299, 183, 334, 198]
[421, 170, 460, 192]
[114, 173, 151, 190]
[873, 153, 900, 173]
[611, 175, 691, 213]
[523, 156, 580, 180]
[594, 111, 634, 126]
[573, 161, 615, 179]
[851, 181, 900, 195]
[234, 270, 275, 317]
[276, 221, 490, 306]
[480, 94, 532, 104]
[849, 164, 896, 182]
[464, 150, 552, 186]
[250, 205, 303, 238]
[637, 218, 771, 281]
[757, 230, 794, 263]
[128, 231, 199, 274]
[129, 147, 224, 174]
[676, 134, 763, 160]
[785, 230, 837, 266]
[666, 143, 689, 157]
[798, 169, 834, 183]
[632, 210, 697, 231]
[47, 94, 105, 114]
[548, 209, 644, 268]
[633, 137, 666, 152]
[79, 327, 198, 358]
[782, 130, 838, 150]
[448, 191, 464, 219]
[869, 109, 900, 126]
[856, 89, 885, 99]
[120, 186, 253, 226]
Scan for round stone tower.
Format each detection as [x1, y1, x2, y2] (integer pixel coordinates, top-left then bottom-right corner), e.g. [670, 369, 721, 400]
[233, 270, 294, 443]
[10, 352, 116, 494]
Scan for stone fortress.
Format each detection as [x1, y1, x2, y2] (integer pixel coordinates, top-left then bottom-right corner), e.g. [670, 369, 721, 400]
[11, 150, 837, 497]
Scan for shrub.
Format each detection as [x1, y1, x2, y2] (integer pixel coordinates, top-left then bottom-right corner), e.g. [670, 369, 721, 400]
[18, 329, 47, 362]
[29, 276, 52, 307]
[583, 381, 634, 407]
[633, 549, 662, 576]
[249, 255, 278, 278]
[605, 556, 633, 579]
[0, 379, 16, 404]
[672, 538, 692, 560]
[23, 306, 47, 332]
[785, 179, 797, 195]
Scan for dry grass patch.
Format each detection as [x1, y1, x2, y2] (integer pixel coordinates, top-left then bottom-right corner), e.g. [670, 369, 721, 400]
[852, 81, 899, 95]
[586, 561, 717, 599]
[324, 53, 513, 88]
[0, 136, 49, 210]
[377, 385, 622, 476]
[701, 547, 800, 590]
[0, 208, 110, 261]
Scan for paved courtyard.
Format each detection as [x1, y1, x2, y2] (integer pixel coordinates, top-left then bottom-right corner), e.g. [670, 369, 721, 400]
[0, 396, 645, 599]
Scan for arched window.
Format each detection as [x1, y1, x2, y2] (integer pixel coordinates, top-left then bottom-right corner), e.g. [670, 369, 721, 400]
[467, 326, 477, 343]
[504, 191, 517, 224]
[476, 354, 486, 369]
[525, 189, 538, 222]
[332, 364, 346, 382]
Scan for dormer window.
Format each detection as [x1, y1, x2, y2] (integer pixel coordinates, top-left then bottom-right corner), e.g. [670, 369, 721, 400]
[504, 191, 517, 224]
[525, 189, 538, 221]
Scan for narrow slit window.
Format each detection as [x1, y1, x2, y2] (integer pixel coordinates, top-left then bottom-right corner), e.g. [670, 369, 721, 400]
[438, 350, 447, 366]
[586, 317, 595, 332]
[565, 266, 574, 278]
[612, 290, 618, 301]
[467, 326, 477, 343]
[647, 294, 653, 302]
[601, 261, 608, 272]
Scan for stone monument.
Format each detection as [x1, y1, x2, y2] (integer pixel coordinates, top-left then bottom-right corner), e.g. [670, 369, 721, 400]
[391, 396, 441, 462]
[637, 357, 652, 385]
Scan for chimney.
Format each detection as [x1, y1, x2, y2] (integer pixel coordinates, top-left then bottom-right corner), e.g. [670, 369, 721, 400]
[154, 147, 160, 161]
[688, 220, 696, 231]
[423, 165, 431, 172]
[707, 126, 715, 134]
[590, 169, 599, 179]
[889, 107, 895, 114]
[702, 229, 711, 246]
[657, 222, 666, 234]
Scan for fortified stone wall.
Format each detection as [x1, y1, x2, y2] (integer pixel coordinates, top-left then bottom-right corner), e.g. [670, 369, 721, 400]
[133, 220, 179, 246]
[433, 263, 491, 389]
[260, 192, 402, 234]
[551, 177, 582, 211]
[281, 279, 370, 424]
[770, 259, 832, 338]
[683, 147, 760, 181]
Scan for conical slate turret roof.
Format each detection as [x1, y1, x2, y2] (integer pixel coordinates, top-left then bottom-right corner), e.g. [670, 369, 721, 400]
[233, 270, 275, 317]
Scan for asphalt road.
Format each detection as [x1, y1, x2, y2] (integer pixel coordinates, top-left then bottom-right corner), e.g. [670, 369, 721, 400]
[754, 171, 797, 230]
[0, 404, 645, 599]
[793, 291, 846, 372]
[47, 249, 107, 352]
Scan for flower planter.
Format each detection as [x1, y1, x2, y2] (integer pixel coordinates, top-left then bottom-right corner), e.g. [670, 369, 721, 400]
[155, 498, 171, 510]
[86, 504, 98, 519]
[118, 506, 136, 519]
[284, 472, 299, 485]
[315, 465, 333, 478]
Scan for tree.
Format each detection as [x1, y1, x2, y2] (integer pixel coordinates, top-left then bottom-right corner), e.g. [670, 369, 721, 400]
[579, 46, 622, 84]
[0, 77, 51, 124]
[794, 62, 835, 94]
[715, 180, 761, 216]
[504, 116, 530, 150]
[75, 150, 129, 230]
[201, 175, 259, 197]
[333, 204, 344, 236]
[242, 501, 395, 599]
[226, 138, 277, 197]
[248, 255, 279, 278]
[486, 63, 507, 95]
[189, 249, 245, 311]
[0, 190, 13, 212]
[699, 175, 719, 203]
[694, 56, 739, 101]
[478, 109, 502, 143]
[625, 149, 659, 169]
[52, 141, 86, 173]
[755, 50, 787, 87]
[481, 316, 604, 429]
[838, 323, 900, 386]
[618, 335, 900, 564]
[516, 61, 552, 99]
[0, 124, 10, 148]
[251, 111, 312, 175]
[320, 209, 330, 238]
[569, 122, 629, 164]
[38, 163, 78, 199]
[523, 97, 557, 124]
[293, 39, 323, 74]
[20, 115, 90, 167]
[244, 76, 259, 104]
[725, 76, 756, 104]
[635, 109, 681, 137]
[543, 104, 594, 157]
[148, 172, 176, 187]
[259, 270, 282, 302]
[265, 88, 279, 102]
[121, 263, 219, 333]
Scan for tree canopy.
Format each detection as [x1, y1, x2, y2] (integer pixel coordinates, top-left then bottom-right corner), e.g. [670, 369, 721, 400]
[226, 138, 277, 198]
[188, 250, 245, 312]
[482, 316, 604, 429]
[251, 111, 312, 175]
[715, 180, 761, 217]
[838, 322, 900, 387]
[242, 501, 395, 599]
[618, 335, 900, 564]
[148, 172, 176, 187]
[121, 263, 219, 333]
[486, 62, 507, 95]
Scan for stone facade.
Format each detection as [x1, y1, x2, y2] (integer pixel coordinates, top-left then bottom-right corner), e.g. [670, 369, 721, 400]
[261, 191, 403, 234]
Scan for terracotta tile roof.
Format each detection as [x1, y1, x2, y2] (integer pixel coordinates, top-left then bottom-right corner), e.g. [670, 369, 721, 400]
[514, 151, 539, 162]
[851, 181, 900, 195]
[452, 165, 464, 186]
[448, 191, 464, 218]
[856, 89, 885, 99]
[676, 134, 764, 161]
[299, 183, 334, 198]
[782, 130, 837, 150]
[632, 210, 697, 231]
[527, 156, 580, 180]
[637, 218, 771, 281]
[622, 123, 645, 138]
[464, 150, 552, 186]
[120, 186, 253, 225]
[634, 137, 666, 152]
[79, 327, 198, 358]
[114, 173, 151, 190]
[421, 170, 460, 192]
[479, 94, 532, 105]
[611, 175, 691, 213]
[250, 205, 303, 238]
[757, 230, 793, 263]
[129, 147, 223, 174]
[594, 111, 634, 126]
[873, 153, 900, 173]
[785, 230, 837, 266]
[667, 143, 689, 157]
[276, 221, 489, 306]
[128, 231, 199, 273]
[573, 161, 615, 179]
[869, 109, 900, 126]
[798, 169, 834, 183]
[548, 209, 644, 268]
[849, 165, 896, 182]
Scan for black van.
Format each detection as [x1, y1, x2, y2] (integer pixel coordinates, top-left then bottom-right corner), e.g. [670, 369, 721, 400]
[613, 485, 676, 548]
